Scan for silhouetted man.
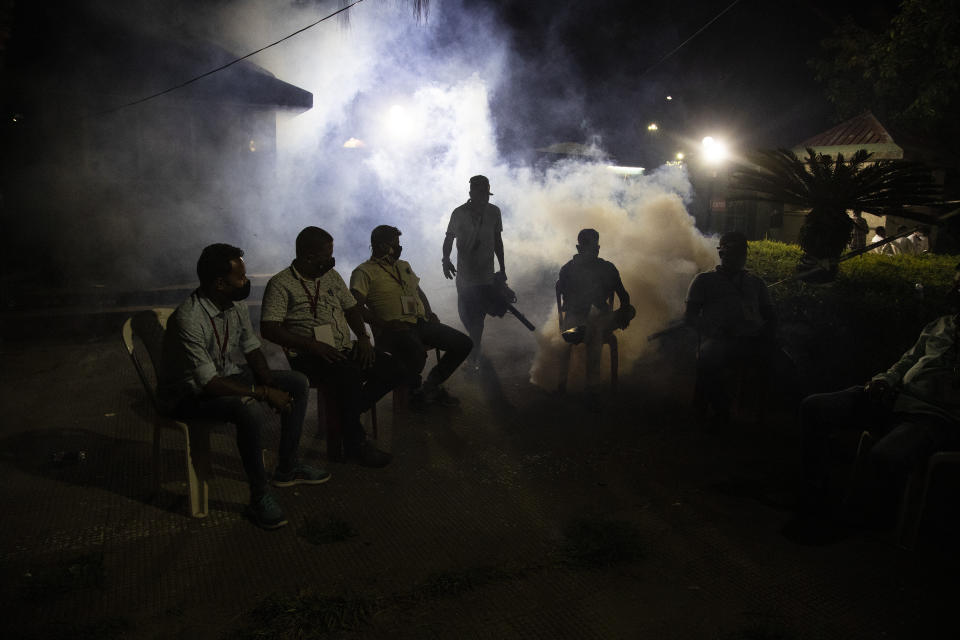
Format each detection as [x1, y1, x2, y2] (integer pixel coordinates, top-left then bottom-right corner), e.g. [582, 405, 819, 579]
[260, 226, 400, 467]
[159, 243, 322, 530]
[685, 231, 776, 425]
[351, 225, 472, 407]
[793, 263, 960, 538]
[850, 210, 868, 251]
[442, 175, 505, 371]
[557, 229, 634, 407]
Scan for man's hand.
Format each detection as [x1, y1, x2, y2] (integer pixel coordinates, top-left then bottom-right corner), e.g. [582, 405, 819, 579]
[864, 379, 894, 405]
[354, 337, 375, 369]
[263, 386, 293, 414]
[309, 341, 347, 363]
[442, 257, 457, 279]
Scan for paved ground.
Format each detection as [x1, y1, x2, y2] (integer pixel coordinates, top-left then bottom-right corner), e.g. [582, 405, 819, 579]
[0, 307, 957, 639]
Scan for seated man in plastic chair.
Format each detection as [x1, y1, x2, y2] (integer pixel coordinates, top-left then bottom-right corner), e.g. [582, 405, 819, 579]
[260, 226, 402, 468]
[790, 263, 960, 540]
[158, 243, 324, 531]
[684, 231, 777, 426]
[350, 225, 472, 408]
[557, 228, 635, 410]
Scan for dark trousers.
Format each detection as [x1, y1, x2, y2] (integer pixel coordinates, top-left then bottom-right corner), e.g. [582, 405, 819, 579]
[457, 285, 490, 360]
[695, 336, 771, 415]
[375, 319, 473, 388]
[800, 386, 960, 489]
[289, 349, 405, 451]
[171, 367, 309, 499]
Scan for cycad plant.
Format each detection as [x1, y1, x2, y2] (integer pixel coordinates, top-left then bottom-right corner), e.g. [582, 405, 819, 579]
[729, 148, 940, 276]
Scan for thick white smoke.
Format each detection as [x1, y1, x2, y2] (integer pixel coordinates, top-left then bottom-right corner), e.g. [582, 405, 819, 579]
[199, 0, 719, 386]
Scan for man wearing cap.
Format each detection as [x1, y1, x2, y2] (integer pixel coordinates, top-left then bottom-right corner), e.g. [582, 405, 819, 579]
[684, 231, 777, 424]
[351, 225, 473, 406]
[442, 175, 506, 370]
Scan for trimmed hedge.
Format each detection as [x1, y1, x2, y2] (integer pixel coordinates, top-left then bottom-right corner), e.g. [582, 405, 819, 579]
[746, 240, 958, 390]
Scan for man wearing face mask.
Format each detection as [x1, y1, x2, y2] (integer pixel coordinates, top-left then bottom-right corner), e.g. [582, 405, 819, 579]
[442, 175, 506, 371]
[557, 229, 634, 408]
[351, 225, 473, 407]
[159, 243, 321, 530]
[260, 226, 399, 468]
[685, 231, 777, 425]
[788, 264, 960, 540]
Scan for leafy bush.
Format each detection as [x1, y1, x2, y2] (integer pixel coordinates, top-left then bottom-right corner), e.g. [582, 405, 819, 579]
[746, 240, 958, 390]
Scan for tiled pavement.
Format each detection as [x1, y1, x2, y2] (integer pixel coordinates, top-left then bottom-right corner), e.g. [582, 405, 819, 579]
[0, 320, 957, 639]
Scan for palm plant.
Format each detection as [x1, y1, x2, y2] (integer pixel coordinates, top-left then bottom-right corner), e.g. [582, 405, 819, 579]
[729, 148, 940, 276]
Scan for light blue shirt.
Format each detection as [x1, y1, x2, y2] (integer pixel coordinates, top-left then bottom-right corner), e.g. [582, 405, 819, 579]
[158, 289, 261, 409]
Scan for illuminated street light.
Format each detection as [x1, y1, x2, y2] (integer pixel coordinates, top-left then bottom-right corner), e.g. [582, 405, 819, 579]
[701, 136, 728, 164]
[665, 95, 673, 101]
[675, 152, 684, 161]
[647, 122, 659, 131]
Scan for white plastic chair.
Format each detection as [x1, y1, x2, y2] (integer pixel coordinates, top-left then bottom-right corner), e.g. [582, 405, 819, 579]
[121, 308, 215, 518]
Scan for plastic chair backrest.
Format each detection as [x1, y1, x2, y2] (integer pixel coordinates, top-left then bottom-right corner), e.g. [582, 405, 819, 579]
[122, 308, 175, 413]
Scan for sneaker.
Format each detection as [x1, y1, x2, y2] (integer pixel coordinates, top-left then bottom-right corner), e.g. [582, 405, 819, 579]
[248, 492, 288, 530]
[344, 441, 393, 468]
[272, 463, 332, 487]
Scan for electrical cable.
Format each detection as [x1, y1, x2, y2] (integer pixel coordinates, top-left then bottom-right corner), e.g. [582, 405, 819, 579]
[91, 0, 366, 118]
[639, 0, 743, 77]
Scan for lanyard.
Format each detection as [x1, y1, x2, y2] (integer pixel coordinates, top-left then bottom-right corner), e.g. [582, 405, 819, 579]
[199, 301, 230, 368]
[297, 277, 323, 319]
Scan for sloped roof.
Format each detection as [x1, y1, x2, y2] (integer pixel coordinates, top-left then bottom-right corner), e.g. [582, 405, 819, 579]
[794, 111, 903, 160]
[800, 112, 893, 147]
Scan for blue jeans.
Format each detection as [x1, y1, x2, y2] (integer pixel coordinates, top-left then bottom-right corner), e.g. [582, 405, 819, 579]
[171, 367, 309, 498]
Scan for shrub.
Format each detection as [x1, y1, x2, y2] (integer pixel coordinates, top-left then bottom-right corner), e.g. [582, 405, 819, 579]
[747, 240, 957, 390]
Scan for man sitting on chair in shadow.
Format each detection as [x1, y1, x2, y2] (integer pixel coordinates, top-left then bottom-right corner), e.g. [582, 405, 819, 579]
[786, 263, 960, 544]
[158, 243, 323, 530]
[350, 225, 472, 409]
[557, 228, 635, 411]
[685, 231, 777, 427]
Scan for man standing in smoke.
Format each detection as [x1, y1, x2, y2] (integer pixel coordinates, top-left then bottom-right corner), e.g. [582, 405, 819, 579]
[557, 228, 635, 409]
[442, 175, 506, 371]
[685, 231, 776, 425]
[159, 243, 323, 530]
[260, 227, 400, 467]
[351, 225, 473, 407]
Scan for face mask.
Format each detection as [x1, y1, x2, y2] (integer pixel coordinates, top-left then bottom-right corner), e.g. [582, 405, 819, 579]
[229, 280, 252, 301]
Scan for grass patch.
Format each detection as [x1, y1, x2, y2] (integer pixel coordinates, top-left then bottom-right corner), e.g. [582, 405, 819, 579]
[21, 553, 105, 601]
[296, 516, 357, 545]
[232, 590, 376, 639]
[560, 516, 644, 568]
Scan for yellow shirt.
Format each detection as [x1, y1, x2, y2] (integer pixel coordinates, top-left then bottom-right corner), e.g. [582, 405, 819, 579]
[350, 257, 425, 324]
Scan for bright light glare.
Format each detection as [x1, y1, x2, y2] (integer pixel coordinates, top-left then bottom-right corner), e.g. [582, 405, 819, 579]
[343, 137, 365, 148]
[676, 152, 684, 160]
[386, 104, 414, 139]
[665, 95, 673, 101]
[701, 136, 728, 164]
[647, 122, 658, 131]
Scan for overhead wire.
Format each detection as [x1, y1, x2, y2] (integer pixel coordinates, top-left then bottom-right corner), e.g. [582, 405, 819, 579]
[91, 0, 367, 118]
[638, 0, 743, 77]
